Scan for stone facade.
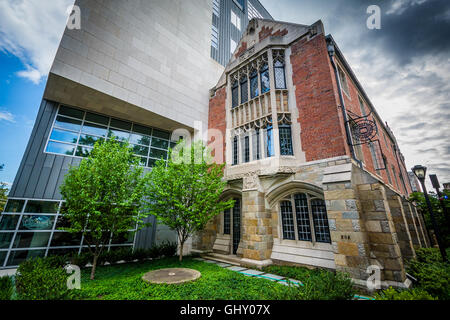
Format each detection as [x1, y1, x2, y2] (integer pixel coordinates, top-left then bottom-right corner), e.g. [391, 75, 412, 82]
[195, 18, 428, 289]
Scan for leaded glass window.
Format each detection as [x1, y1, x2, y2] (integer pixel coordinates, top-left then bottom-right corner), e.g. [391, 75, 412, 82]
[279, 125, 293, 156]
[244, 136, 250, 163]
[274, 60, 286, 89]
[252, 129, 260, 161]
[250, 69, 258, 99]
[280, 194, 331, 243]
[232, 80, 239, 108]
[223, 208, 230, 235]
[280, 201, 295, 240]
[240, 75, 248, 104]
[232, 136, 238, 165]
[294, 194, 312, 241]
[311, 199, 331, 243]
[266, 125, 274, 157]
[260, 63, 270, 94]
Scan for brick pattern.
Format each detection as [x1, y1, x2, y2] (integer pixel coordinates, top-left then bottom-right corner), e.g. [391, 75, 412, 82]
[208, 86, 227, 164]
[258, 26, 288, 42]
[234, 41, 248, 59]
[290, 34, 348, 162]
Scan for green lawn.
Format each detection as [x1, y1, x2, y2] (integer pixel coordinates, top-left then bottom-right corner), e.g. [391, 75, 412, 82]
[74, 257, 291, 300]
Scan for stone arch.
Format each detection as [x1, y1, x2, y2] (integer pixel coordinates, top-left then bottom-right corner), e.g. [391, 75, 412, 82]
[266, 180, 325, 208]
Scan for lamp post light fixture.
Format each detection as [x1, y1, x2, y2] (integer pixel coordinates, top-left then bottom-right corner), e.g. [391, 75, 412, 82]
[412, 165, 448, 262]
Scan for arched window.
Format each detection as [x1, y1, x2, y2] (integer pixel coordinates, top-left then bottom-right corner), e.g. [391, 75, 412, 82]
[260, 63, 270, 94]
[232, 80, 239, 108]
[249, 68, 258, 99]
[240, 75, 248, 104]
[274, 59, 286, 89]
[279, 193, 331, 243]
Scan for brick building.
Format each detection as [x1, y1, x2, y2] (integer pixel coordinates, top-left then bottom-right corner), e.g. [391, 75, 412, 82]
[194, 19, 429, 289]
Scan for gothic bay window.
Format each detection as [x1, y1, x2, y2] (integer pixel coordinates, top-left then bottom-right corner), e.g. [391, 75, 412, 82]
[279, 193, 331, 244]
[232, 80, 239, 108]
[260, 62, 270, 94]
[240, 74, 248, 104]
[249, 68, 258, 99]
[279, 125, 293, 156]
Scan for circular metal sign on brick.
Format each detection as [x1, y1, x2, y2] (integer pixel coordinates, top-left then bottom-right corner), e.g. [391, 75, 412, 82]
[142, 268, 201, 285]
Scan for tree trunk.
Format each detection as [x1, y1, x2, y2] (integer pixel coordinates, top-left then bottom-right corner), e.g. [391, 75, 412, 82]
[179, 240, 184, 262]
[90, 254, 99, 280]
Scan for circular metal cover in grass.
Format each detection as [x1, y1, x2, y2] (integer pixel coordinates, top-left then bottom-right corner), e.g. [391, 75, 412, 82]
[142, 268, 201, 284]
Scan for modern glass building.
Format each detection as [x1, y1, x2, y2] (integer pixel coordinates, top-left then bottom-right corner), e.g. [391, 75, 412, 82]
[0, 0, 272, 268]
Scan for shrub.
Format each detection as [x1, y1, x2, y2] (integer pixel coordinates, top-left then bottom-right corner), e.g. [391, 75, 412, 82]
[265, 265, 355, 300]
[375, 287, 436, 300]
[0, 276, 14, 300]
[145, 245, 162, 259]
[132, 248, 147, 262]
[159, 241, 177, 257]
[407, 248, 450, 300]
[69, 252, 92, 268]
[15, 257, 71, 300]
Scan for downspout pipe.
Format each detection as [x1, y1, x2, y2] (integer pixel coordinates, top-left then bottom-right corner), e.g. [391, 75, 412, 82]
[326, 40, 362, 168]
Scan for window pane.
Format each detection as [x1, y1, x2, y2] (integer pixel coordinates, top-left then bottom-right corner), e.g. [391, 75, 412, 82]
[132, 144, 149, 156]
[152, 129, 170, 140]
[0, 250, 6, 265]
[47, 248, 80, 257]
[266, 126, 274, 157]
[223, 208, 230, 235]
[50, 232, 82, 247]
[82, 122, 107, 137]
[59, 106, 84, 119]
[0, 233, 13, 249]
[130, 133, 151, 146]
[280, 201, 295, 240]
[137, 156, 147, 166]
[85, 112, 109, 125]
[151, 137, 169, 149]
[54, 116, 82, 132]
[50, 129, 79, 144]
[19, 215, 55, 230]
[111, 231, 134, 244]
[233, 136, 238, 165]
[78, 134, 103, 147]
[7, 249, 45, 266]
[294, 194, 312, 241]
[275, 67, 286, 89]
[311, 199, 331, 243]
[150, 148, 167, 160]
[75, 146, 93, 157]
[250, 74, 258, 99]
[260, 69, 270, 93]
[46, 141, 75, 156]
[24, 201, 59, 214]
[232, 82, 239, 108]
[108, 129, 130, 141]
[147, 158, 158, 167]
[13, 232, 51, 249]
[279, 126, 293, 156]
[55, 215, 71, 230]
[132, 124, 152, 136]
[240, 79, 248, 104]
[0, 215, 20, 230]
[4, 200, 25, 213]
[110, 118, 132, 131]
[244, 136, 250, 163]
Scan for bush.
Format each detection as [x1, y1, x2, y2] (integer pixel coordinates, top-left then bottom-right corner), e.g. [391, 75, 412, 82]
[15, 257, 71, 300]
[375, 287, 436, 300]
[264, 265, 355, 300]
[69, 252, 91, 268]
[132, 248, 147, 262]
[145, 245, 162, 259]
[159, 241, 177, 257]
[407, 248, 450, 300]
[0, 276, 14, 300]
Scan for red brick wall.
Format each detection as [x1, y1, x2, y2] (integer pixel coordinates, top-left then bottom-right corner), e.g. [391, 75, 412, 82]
[290, 34, 348, 161]
[259, 26, 288, 42]
[335, 57, 412, 195]
[208, 86, 227, 164]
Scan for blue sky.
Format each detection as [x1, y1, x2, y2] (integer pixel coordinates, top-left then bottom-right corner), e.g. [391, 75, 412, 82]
[0, 0, 449, 191]
[0, 52, 45, 186]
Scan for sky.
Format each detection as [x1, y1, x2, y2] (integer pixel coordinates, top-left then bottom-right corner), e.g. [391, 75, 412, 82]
[0, 0, 449, 191]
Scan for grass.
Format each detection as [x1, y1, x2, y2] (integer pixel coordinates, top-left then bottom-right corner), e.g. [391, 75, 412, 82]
[73, 257, 292, 300]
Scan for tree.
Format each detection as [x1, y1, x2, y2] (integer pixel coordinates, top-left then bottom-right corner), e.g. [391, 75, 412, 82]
[0, 182, 8, 211]
[60, 138, 147, 279]
[409, 190, 450, 247]
[143, 140, 234, 261]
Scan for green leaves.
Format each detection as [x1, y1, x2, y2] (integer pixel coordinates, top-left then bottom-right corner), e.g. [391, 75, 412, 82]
[143, 140, 234, 260]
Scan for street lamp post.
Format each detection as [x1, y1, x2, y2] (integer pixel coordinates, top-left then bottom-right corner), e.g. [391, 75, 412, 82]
[412, 165, 447, 262]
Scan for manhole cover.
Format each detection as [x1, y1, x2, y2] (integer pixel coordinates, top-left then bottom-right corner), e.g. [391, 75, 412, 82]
[142, 268, 201, 284]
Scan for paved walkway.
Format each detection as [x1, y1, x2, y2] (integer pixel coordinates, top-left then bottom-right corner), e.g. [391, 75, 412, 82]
[195, 257, 375, 300]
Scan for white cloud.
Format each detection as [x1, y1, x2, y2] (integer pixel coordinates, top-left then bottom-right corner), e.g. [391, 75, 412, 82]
[0, 110, 15, 122]
[0, 0, 74, 84]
